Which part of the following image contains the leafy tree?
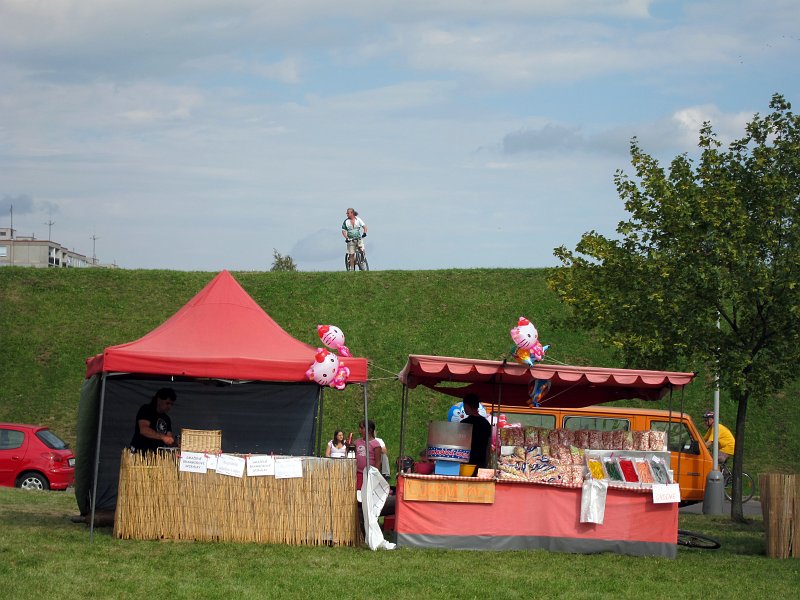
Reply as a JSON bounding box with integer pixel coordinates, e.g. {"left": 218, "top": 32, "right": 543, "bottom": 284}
{"left": 548, "top": 94, "right": 800, "bottom": 522}
{"left": 270, "top": 249, "right": 297, "bottom": 272}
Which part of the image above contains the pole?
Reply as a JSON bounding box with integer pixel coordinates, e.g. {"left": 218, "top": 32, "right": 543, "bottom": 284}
{"left": 703, "top": 316, "right": 725, "bottom": 514}
{"left": 89, "top": 373, "right": 108, "bottom": 541}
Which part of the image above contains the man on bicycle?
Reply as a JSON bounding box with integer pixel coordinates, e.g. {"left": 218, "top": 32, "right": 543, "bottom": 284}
{"left": 342, "top": 208, "right": 367, "bottom": 271}
{"left": 702, "top": 410, "right": 735, "bottom": 466}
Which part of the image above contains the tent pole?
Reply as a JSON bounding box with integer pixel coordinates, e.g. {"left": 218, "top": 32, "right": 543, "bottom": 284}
{"left": 398, "top": 384, "right": 408, "bottom": 468}
{"left": 362, "top": 382, "right": 370, "bottom": 469}
{"left": 89, "top": 373, "right": 108, "bottom": 543}
{"left": 315, "top": 386, "right": 324, "bottom": 457}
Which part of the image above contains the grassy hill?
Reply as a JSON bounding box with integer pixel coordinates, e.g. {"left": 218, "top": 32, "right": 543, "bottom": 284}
{"left": 1, "top": 267, "right": 797, "bottom": 476}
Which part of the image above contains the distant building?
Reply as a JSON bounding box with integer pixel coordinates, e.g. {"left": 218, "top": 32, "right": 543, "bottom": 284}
{"left": 0, "top": 228, "right": 109, "bottom": 268}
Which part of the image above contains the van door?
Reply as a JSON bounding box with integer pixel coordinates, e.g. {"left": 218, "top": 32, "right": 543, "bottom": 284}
{"left": 649, "top": 418, "right": 710, "bottom": 503}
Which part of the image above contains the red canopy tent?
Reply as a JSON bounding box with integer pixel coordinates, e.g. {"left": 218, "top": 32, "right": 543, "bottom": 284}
{"left": 76, "top": 270, "right": 369, "bottom": 526}
{"left": 85, "top": 270, "right": 367, "bottom": 382}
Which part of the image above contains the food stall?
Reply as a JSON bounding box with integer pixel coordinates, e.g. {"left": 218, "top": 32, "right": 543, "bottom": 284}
{"left": 76, "top": 270, "right": 369, "bottom": 544}
{"left": 395, "top": 355, "right": 695, "bottom": 558}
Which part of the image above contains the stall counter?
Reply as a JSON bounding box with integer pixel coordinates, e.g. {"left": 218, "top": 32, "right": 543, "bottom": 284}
{"left": 395, "top": 475, "right": 678, "bottom": 558}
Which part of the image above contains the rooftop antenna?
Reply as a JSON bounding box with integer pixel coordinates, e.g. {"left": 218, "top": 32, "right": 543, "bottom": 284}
{"left": 90, "top": 232, "right": 100, "bottom": 265}
{"left": 45, "top": 217, "right": 55, "bottom": 241}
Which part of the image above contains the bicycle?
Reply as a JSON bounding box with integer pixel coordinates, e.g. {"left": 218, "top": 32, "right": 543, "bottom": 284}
{"left": 720, "top": 460, "right": 755, "bottom": 503}
{"left": 344, "top": 236, "right": 369, "bottom": 271}
{"left": 677, "top": 529, "right": 721, "bottom": 550}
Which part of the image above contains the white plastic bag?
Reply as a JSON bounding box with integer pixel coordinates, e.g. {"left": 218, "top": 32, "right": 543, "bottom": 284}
{"left": 580, "top": 478, "right": 609, "bottom": 524}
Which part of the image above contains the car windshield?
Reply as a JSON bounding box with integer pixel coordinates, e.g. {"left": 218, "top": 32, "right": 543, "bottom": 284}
{"left": 37, "top": 429, "right": 69, "bottom": 450}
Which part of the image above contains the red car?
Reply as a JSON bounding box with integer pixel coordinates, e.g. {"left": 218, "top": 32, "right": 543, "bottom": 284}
{"left": 0, "top": 423, "right": 76, "bottom": 490}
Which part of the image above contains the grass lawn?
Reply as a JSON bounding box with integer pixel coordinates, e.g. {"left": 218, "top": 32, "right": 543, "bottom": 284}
{"left": 1, "top": 488, "right": 797, "bottom": 600}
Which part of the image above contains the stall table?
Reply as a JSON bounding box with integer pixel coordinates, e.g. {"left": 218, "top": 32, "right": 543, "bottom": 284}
{"left": 395, "top": 474, "right": 678, "bottom": 558}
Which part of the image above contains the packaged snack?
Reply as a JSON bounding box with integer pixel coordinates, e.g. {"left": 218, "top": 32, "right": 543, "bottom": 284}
{"left": 611, "top": 430, "right": 625, "bottom": 449}
{"left": 601, "top": 431, "right": 614, "bottom": 450}
{"left": 575, "top": 430, "right": 590, "bottom": 449}
{"left": 634, "top": 459, "right": 654, "bottom": 484}
{"left": 571, "top": 465, "right": 585, "bottom": 485}
{"left": 569, "top": 446, "right": 583, "bottom": 466}
{"left": 588, "top": 430, "right": 602, "bottom": 450}
{"left": 547, "top": 429, "right": 560, "bottom": 448}
{"left": 556, "top": 445, "right": 572, "bottom": 463}
{"left": 524, "top": 426, "right": 539, "bottom": 447}
{"left": 633, "top": 431, "right": 649, "bottom": 451}
{"left": 557, "top": 428, "right": 570, "bottom": 446}
{"left": 622, "top": 431, "right": 635, "bottom": 450}
{"left": 649, "top": 430, "right": 668, "bottom": 451}
{"left": 617, "top": 458, "right": 639, "bottom": 482}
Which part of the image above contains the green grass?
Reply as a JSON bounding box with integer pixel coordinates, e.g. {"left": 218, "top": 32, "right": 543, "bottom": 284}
{"left": 0, "top": 487, "right": 797, "bottom": 599}
{"left": 1, "top": 267, "right": 797, "bottom": 480}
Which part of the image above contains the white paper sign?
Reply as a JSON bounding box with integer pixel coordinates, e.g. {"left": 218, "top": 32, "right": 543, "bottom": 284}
{"left": 652, "top": 483, "right": 681, "bottom": 503}
{"left": 216, "top": 454, "right": 246, "bottom": 478}
{"left": 247, "top": 455, "right": 275, "bottom": 477}
{"left": 179, "top": 451, "right": 208, "bottom": 474}
{"left": 206, "top": 454, "right": 218, "bottom": 470}
{"left": 274, "top": 457, "right": 303, "bottom": 479}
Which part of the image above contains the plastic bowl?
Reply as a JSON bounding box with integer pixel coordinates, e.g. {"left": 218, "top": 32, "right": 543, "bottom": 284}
{"left": 459, "top": 464, "right": 476, "bottom": 477}
{"left": 414, "top": 461, "right": 435, "bottom": 475}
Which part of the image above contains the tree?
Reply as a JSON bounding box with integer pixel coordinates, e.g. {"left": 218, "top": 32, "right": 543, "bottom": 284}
{"left": 270, "top": 249, "right": 297, "bottom": 272}
{"left": 548, "top": 94, "right": 800, "bottom": 522}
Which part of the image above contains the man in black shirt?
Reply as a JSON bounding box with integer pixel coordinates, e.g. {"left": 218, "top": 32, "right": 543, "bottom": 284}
{"left": 130, "top": 387, "right": 177, "bottom": 453}
{"left": 461, "top": 393, "right": 492, "bottom": 471}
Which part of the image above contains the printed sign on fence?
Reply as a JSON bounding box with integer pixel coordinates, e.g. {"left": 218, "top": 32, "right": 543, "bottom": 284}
{"left": 206, "top": 453, "right": 218, "bottom": 470}
{"left": 247, "top": 455, "right": 275, "bottom": 477}
{"left": 274, "top": 457, "right": 303, "bottom": 479}
{"left": 216, "top": 454, "right": 246, "bottom": 478}
{"left": 179, "top": 451, "right": 208, "bottom": 474}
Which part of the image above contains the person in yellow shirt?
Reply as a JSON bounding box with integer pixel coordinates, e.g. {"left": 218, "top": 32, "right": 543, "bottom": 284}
{"left": 702, "top": 410, "right": 735, "bottom": 465}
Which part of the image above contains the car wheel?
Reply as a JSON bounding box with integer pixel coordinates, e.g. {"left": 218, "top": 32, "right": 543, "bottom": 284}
{"left": 17, "top": 472, "right": 50, "bottom": 491}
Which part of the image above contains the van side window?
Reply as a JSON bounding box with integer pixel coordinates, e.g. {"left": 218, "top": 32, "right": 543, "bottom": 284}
{"left": 502, "top": 413, "right": 556, "bottom": 428}
{"left": 651, "top": 421, "right": 699, "bottom": 454}
{"left": 563, "top": 417, "right": 629, "bottom": 431}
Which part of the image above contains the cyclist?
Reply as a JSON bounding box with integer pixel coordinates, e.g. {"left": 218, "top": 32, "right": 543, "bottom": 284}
{"left": 702, "top": 410, "right": 735, "bottom": 466}
{"left": 341, "top": 207, "right": 367, "bottom": 271}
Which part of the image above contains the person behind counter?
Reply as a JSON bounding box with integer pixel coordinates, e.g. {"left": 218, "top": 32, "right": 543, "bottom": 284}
{"left": 461, "top": 393, "right": 491, "bottom": 472}
{"left": 130, "top": 387, "right": 177, "bottom": 454}
{"left": 326, "top": 429, "right": 348, "bottom": 458}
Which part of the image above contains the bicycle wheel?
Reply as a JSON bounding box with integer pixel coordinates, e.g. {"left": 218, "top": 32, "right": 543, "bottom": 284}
{"left": 740, "top": 472, "right": 755, "bottom": 503}
{"left": 357, "top": 251, "right": 369, "bottom": 271}
{"left": 345, "top": 252, "right": 352, "bottom": 271}
{"left": 677, "top": 529, "right": 721, "bottom": 550}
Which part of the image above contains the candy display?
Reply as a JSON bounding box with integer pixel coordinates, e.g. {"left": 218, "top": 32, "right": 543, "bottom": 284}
{"left": 649, "top": 456, "right": 671, "bottom": 484}
{"left": 587, "top": 458, "right": 606, "bottom": 480}
{"left": 603, "top": 458, "right": 624, "bottom": 482}
{"left": 634, "top": 459, "right": 654, "bottom": 484}
{"left": 617, "top": 458, "right": 639, "bottom": 483}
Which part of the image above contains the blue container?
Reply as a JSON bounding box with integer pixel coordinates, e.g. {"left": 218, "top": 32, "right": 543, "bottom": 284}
{"left": 434, "top": 460, "right": 461, "bottom": 476}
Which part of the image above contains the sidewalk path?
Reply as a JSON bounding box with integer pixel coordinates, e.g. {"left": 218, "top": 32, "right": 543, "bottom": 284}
{"left": 680, "top": 499, "right": 762, "bottom": 517}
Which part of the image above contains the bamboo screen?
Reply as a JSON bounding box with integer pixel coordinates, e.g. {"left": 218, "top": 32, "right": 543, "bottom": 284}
{"left": 114, "top": 450, "right": 361, "bottom": 546}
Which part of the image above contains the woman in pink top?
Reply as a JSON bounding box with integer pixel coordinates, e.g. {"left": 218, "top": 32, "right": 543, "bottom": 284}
{"left": 354, "top": 419, "right": 385, "bottom": 489}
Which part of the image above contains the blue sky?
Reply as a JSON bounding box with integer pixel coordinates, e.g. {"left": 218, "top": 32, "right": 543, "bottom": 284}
{"left": 1, "top": 0, "right": 797, "bottom": 271}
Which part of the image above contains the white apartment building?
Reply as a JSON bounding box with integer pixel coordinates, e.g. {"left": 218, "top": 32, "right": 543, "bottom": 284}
{"left": 0, "top": 227, "right": 100, "bottom": 268}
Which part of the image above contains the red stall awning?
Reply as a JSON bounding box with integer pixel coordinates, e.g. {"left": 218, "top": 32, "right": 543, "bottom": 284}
{"left": 398, "top": 354, "right": 694, "bottom": 408}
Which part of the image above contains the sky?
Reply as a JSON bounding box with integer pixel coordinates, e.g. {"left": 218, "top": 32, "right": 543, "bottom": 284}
{"left": 1, "top": 0, "right": 798, "bottom": 271}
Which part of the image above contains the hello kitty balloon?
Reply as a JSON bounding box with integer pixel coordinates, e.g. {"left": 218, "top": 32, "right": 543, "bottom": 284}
{"left": 317, "top": 324, "right": 351, "bottom": 357}
{"left": 510, "top": 317, "right": 539, "bottom": 349}
{"left": 306, "top": 348, "right": 340, "bottom": 386}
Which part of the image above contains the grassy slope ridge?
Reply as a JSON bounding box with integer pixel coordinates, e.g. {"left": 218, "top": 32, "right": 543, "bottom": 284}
{"left": 0, "top": 267, "right": 797, "bottom": 475}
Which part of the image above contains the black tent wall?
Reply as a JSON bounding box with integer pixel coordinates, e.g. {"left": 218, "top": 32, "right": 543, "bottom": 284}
{"left": 76, "top": 375, "right": 319, "bottom": 514}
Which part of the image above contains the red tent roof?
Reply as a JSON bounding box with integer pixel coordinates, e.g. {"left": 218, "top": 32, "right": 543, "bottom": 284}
{"left": 85, "top": 270, "right": 368, "bottom": 383}
{"left": 398, "top": 355, "right": 694, "bottom": 408}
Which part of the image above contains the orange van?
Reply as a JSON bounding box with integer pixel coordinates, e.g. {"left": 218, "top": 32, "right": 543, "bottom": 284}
{"left": 490, "top": 404, "right": 713, "bottom": 504}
